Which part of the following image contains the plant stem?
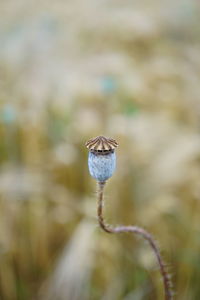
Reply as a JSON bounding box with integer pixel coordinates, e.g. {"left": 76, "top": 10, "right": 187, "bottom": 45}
{"left": 97, "top": 181, "right": 173, "bottom": 300}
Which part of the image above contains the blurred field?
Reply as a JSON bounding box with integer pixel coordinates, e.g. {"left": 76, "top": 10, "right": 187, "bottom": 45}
{"left": 1, "top": 0, "right": 200, "bottom": 299}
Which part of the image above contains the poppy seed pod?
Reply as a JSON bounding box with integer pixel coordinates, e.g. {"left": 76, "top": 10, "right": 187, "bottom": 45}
{"left": 85, "top": 136, "right": 118, "bottom": 182}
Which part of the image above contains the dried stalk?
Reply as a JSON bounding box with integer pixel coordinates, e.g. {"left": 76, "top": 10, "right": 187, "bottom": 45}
{"left": 97, "top": 181, "right": 173, "bottom": 300}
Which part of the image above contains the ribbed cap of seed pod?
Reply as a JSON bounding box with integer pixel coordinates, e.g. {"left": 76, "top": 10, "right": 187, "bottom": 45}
{"left": 85, "top": 136, "right": 118, "bottom": 153}
{"left": 86, "top": 136, "right": 118, "bottom": 182}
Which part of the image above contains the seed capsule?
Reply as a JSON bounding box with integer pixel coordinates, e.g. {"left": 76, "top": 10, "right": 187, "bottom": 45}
{"left": 85, "top": 136, "right": 118, "bottom": 182}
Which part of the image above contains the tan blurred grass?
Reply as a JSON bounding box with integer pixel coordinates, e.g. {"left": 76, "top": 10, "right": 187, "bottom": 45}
{"left": 1, "top": 0, "right": 200, "bottom": 299}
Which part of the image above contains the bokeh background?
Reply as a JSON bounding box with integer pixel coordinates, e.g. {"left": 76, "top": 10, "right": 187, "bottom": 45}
{"left": 1, "top": 0, "right": 200, "bottom": 299}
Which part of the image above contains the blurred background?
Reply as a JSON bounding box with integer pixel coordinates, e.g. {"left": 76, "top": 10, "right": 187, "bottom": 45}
{"left": 1, "top": 0, "right": 200, "bottom": 299}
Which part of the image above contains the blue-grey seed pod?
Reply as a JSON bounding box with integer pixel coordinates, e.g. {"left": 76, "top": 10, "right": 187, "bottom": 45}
{"left": 85, "top": 136, "right": 118, "bottom": 182}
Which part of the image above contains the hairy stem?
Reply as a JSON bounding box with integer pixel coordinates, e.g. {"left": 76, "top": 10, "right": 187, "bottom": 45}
{"left": 97, "top": 181, "right": 173, "bottom": 300}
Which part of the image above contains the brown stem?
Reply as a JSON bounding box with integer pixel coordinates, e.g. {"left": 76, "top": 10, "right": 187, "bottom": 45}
{"left": 97, "top": 181, "right": 173, "bottom": 300}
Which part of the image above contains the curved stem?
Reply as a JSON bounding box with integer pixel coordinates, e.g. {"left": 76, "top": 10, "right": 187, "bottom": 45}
{"left": 97, "top": 181, "right": 173, "bottom": 300}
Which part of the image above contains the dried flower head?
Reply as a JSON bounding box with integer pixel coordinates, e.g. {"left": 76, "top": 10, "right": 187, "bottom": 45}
{"left": 85, "top": 136, "right": 118, "bottom": 154}
{"left": 85, "top": 136, "right": 118, "bottom": 182}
